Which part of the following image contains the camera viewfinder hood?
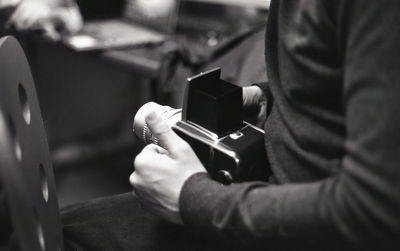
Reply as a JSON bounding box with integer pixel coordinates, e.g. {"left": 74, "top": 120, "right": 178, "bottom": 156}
{"left": 182, "top": 68, "right": 243, "bottom": 137}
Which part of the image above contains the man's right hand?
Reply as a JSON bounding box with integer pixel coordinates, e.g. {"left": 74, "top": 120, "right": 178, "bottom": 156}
{"left": 130, "top": 112, "right": 206, "bottom": 225}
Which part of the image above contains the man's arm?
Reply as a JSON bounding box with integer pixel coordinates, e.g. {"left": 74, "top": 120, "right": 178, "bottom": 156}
{"left": 179, "top": 1, "right": 400, "bottom": 249}
{"left": 132, "top": 1, "right": 400, "bottom": 249}
{"left": 0, "top": 180, "right": 12, "bottom": 245}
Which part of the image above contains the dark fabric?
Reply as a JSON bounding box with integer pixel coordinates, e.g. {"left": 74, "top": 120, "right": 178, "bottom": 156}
{"left": 61, "top": 193, "right": 239, "bottom": 251}
{"left": 0, "top": 5, "right": 17, "bottom": 36}
{"left": 180, "top": 0, "right": 400, "bottom": 250}
{"left": 0, "top": 180, "right": 12, "bottom": 246}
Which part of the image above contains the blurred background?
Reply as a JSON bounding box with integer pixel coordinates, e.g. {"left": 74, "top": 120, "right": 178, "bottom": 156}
{"left": 0, "top": 0, "right": 269, "bottom": 210}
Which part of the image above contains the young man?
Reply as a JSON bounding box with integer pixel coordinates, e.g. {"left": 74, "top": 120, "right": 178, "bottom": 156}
{"left": 130, "top": 0, "right": 400, "bottom": 250}
{"left": 62, "top": 0, "right": 400, "bottom": 250}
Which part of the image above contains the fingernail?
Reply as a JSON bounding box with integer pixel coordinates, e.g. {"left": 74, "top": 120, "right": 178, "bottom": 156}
{"left": 146, "top": 111, "right": 158, "bottom": 122}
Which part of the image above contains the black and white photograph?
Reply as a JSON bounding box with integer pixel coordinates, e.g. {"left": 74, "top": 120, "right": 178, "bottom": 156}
{"left": 1, "top": 0, "right": 400, "bottom": 250}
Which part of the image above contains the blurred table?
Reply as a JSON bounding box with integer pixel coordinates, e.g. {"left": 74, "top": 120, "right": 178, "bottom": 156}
{"left": 26, "top": 36, "right": 156, "bottom": 157}
{"left": 103, "top": 47, "right": 163, "bottom": 78}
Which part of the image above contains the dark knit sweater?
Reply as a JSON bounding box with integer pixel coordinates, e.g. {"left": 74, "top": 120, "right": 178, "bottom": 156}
{"left": 180, "top": 0, "right": 400, "bottom": 250}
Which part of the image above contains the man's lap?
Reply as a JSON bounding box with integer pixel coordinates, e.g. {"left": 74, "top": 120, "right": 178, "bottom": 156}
{"left": 61, "top": 192, "right": 235, "bottom": 251}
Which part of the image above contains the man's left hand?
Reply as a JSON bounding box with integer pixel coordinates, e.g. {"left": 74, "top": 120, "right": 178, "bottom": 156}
{"left": 130, "top": 112, "right": 206, "bottom": 224}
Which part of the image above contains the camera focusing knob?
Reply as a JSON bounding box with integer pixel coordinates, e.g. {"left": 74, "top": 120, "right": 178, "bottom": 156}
{"left": 215, "top": 170, "right": 233, "bottom": 185}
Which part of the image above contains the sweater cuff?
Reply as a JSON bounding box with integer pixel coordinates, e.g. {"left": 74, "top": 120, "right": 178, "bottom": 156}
{"left": 179, "top": 172, "right": 231, "bottom": 227}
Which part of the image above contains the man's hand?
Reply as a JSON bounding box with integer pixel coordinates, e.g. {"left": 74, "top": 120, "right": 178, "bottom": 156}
{"left": 130, "top": 112, "right": 206, "bottom": 224}
{"left": 9, "top": 1, "right": 52, "bottom": 31}
{"left": 243, "top": 85, "right": 267, "bottom": 127}
{"left": 8, "top": 1, "right": 83, "bottom": 40}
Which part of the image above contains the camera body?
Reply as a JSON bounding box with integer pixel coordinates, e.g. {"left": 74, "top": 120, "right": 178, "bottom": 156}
{"left": 134, "top": 68, "right": 269, "bottom": 184}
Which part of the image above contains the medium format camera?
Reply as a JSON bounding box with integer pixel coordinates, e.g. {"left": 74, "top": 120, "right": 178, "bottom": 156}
{"left": 133, "top": 68, "right": 269, "bottom": 184}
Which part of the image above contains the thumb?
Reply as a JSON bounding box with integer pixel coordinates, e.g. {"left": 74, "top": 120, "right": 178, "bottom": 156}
{"left": 145, "top": 112, "right": 182, "bottom": 155}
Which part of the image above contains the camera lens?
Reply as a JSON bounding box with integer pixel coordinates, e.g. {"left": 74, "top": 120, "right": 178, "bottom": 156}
{"left": 133, "top": 102, "right": 182, "bottom": 145}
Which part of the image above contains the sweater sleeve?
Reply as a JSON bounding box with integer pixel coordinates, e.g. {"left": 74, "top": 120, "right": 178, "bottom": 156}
{"left": 179, "top": 1, "right": 400, "bottom": 250}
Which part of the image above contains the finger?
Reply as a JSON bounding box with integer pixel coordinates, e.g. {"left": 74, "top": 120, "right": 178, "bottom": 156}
{"left": 130, "top": 175, "right": 149, "bottom": 203}
{"left": 141, "top": 144, "right": 168, "bottom": 156}
{"left": 258, "top": 101, "right": 267, "bottom": 119}
{"left": 153, "top": 144, "right": 169, "bottom": 155}
{"left": 145, "top": 112, "right": 183, "bottom": 155}
{"left": 243, "top": 86, "right": 262, "bottom": 107}
{"left": 129, "top": 173, "right": 165, "bottom": 211}
{"left": 129, "top": 171, "right": 139, "bottom": 188}
{"left": 134, "top": 144, "right": 169, "bottom": 174}
{"left": 242, "top": 86, "right": 253, "bottom": 107}
{"left": 140, "top": 144, "right": 169, "bottom": 158}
